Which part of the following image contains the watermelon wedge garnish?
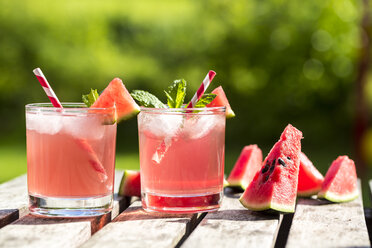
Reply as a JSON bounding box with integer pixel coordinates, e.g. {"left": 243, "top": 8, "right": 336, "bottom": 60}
{"left": 118, "top": 170, "right": 141, "bottom": 197}
{"left": 207, "top": 86, "right": 235, "bottom": 118}
{"left": 239, "top": 124, "right": 302, "bottom": 213}
{"left": 91, "top": 78, "right": 140, "bottom": 122}
{"left": 297, "top": 152, "right": 324, "bottom": 197}
{"left": 227, "top": 145, "right": 262, "bottom": 190}
{"left": 317, "top": 156, "right": 358, "bottom": 202}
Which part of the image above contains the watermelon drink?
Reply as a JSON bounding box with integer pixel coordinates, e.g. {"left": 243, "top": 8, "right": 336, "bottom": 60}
{"left": 26, "top": 103, "right": 117, "bottom": 217}
{"left": 138, "top": 107, "right": 226, "bottom": 213}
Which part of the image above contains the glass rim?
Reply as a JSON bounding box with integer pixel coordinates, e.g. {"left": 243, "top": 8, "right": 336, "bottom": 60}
{"left": 25, "top": 102, "right": 116, "bottom": 114}
{"left": 139, "top": 106, "right": 226, "bottom": 114}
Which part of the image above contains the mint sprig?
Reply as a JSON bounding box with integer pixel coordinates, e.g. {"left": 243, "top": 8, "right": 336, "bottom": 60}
{"left": 131, "top": 90, "right": 166, "bottom": 108}
{"left": 164, "top": 79, "right": 186, "bottom": 108}
{"left": 194, "top": 93, "right": 217, "bottom": 108}
{"left": 82, "top": 89, "right": 99, "bottom": 107}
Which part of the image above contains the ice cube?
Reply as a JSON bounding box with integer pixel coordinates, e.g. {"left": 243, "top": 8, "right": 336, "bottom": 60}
{"left": 139, "top": 112, "right": 183, "bottom": 138}
{"left": 182, "top": 114, "right": 224, "bottom": 139}
{"left": 62, "top": 115, "right": 106, "bottom": 140}
{"left": 26, "top": 113, "right": 63, "bottom": 135}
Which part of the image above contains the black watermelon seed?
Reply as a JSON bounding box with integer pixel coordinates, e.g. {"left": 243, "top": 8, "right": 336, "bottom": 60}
{"left": 287, "top": 156, "right": 291, "bottom": 160}
{"left": 270, "top": 165, "right": 275, "bottom": 173}
{"left": 278, "top": 158, "right": 287, "bottom": 167}
{"left": 264, "top": 174, "right": 270, "bottom": 182}
{"left": 261, "top": 164, "right": 270, "bottom": 174}
{"left": 271, "top": 159, "right": 276, "bottom": 166}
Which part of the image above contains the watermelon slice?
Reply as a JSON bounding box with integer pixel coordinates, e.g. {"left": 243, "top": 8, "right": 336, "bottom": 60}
{"left": 118, "top": 170, "right": 141, "bottom": 197}
{"left": 227, "top": 145, "right": 263, "bottom": 189}
{"left": 239, "top": 124, "right": 302, "bottom": 213}
{"left": 91, "top": 78, "right": 140, "bottom": 122}
{"left": 223, "top": 177, "right": 229, "bottom": 187}
{"left": 317, "top": 156, "right": 358, "bottom": 202}
{"left": 207, "top": 86, "right": 235, "bottom": 118}
{"left": 297, "top": 152, "right": 324, "bottom": 197}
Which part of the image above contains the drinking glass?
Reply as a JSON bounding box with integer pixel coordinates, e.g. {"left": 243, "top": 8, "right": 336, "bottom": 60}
{"left": 138, "top": 106, "right": 225, "bottom": 213}
{"left": 26, "top": 103, "right": 117, "bottom": 217}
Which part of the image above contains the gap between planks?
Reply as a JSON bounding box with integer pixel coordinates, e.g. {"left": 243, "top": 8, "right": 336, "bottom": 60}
{"left": 0, "top": 170, "right": 130, "bottom": 248}
{"left": 180, "top": 189, "right": 280, "bottom": 248}
{"left": 285, "top": 179, "right": 370, "bottom": 248}
{"left": 79, "top": 200, "right": 205, "bottom": 248}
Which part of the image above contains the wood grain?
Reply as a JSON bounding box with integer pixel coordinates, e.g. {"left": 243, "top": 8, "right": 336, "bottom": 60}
{"left": 0, "top": 170, "right": 128, "bottom": 248}
{"left": 181, "top": 192, "right": 280, "bottom": 248}
{"left": 80, "top": 201, "right": 199, "bottom": 248}
{"left": 0, "top": 209, "right": 19, "bottom": 229}
{"left": 0, "top": 175, "right": 28, "bottom": 220}
{"left": 286, "top": 182, "right": 370, "bottom": 247}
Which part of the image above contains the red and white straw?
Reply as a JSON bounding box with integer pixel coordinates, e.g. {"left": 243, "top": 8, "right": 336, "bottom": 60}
{"left": 32, "top": 67, "right": 108, "bottom": 181}
{"left": 33, "top": 68, "right": 63, "bottom": 108}
{"left": 186, "top": 70, "right": 216, "bottom": 108}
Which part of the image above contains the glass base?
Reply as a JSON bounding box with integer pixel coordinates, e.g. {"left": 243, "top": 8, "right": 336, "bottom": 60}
{"left": 141, "top": 191, "right": 222, "bottom": 214}
{"left": 29, "top": 194, "right": 113, "bottom": 217}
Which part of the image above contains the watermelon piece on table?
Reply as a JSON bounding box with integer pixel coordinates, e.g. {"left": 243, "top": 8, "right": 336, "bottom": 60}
{"left": 239, "top": 124, "right": 303, "bottom": 213}
{"left": 206, "top": 86, "right": 235, "bottom": 119}
{"left": 223, "top": 177, "right": 229, "bottom": 187}
{"left": 91, "top": 78, "right": 140, "bottom": 122}
{"left": 317, "top": 156, "right": 358, "bottom": 203}
{"left": 227, "top": 145, "right": 263, "bottom": 190}
{"left": 297, "top": 152, "right": 324, "bottom": 197}
{"left": 118, "top": 170, "right": 141, "bottom": 197}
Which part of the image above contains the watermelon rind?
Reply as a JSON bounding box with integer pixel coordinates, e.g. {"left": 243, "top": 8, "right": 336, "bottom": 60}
{"left": 226, "top": 108, "right": 235, "bottom": 119}
{"left": 239, "top": 197, "right": 295, "bottom": 213}
{"left": 227, "top": 145, "right": 263, "bottom": 190}
{"left": 239, "top": 124, "right": 302, "bottom": 214}
{"left": 207, "top": 86, "right": 235, "bottom": 119}
{"left": 297, "top": 187, "right": 322, "bottom": 197}
{"left": 223, "top": 178, "right": 229, "bottom": 188}
{"left": 92, "top": 78, "right": 140, "bottom": 123}
{"left": 118, "top": 170, "right": 141, "bottom": 197}
{"left": 317, "top": 189, "right": 359, "bottom": 203}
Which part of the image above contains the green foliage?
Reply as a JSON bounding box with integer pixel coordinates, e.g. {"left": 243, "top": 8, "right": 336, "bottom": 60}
{"left": 164, "top": 79, "right": 186, "bottom": 108}
{"left": 131, "top": 90, "right": 166, "bottom": 108}
{"left": 0, "top": 0, "right": 364, "bottom": 164}
{"left": 82, "top": 89, "right": 99, "bottom": 107}
{"left": 195, "top": 93, "right": 217, "bottom": 108}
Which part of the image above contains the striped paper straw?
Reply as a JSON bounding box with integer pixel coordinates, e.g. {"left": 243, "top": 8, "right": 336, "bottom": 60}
{"left": 32, "top": 67, "right": 108, "bottom": 182}
{"left": 33, "top": 68, "right": 63, "bottom": 108}
{"left": 186, "top": 70, "right": 216, "bottom": 108}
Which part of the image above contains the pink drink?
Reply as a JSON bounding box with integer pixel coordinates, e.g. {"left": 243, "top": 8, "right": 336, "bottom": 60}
{"left": 26, "top": 103, "right": 116, "bottom": 217}
{"left": 138, "top": 107, "right": 225, "bottom": 213}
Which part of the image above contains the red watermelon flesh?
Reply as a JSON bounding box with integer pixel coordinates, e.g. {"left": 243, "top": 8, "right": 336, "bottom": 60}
{"left": 91, "top": 78, "right": 140, "bottom": 122}
{"left": 317, "top": 156, "right": 358, "bottom": 202}
{"left": 118, "top": 170, "right": 141, "bottom": 197}
{"left": 297, "top": 152, "right": 324, "bottom": 197}
{"left": 239, "top": 124, "right": 302, "bottom": 213}
{"left": 227, "top": 145, "right": 263, "bottom": 189}
{"left": 207, "top": 86, "right": 235, "bottom": 118}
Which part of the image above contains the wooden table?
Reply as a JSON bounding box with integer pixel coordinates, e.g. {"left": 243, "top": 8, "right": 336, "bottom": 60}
{"left": 0, "top": 171, "right": 370, "bottom": 247}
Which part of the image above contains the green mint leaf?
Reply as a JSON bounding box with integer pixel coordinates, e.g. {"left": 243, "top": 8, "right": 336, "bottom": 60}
{"left": 131, "top": 90, "right": 166, "bottom": 108}
{"left": 194, "top": 93, "right": 217, "bottom": 108}
{"left": 82, "top": 89, "right": 99, "bottom": 107}
{"left": 164, "top": 79, "right": 186, "bottom": 108}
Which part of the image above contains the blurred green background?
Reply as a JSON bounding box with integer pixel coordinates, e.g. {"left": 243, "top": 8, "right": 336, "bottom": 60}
{"left": 1, "top": 1, "right": 372, "bottom": 203}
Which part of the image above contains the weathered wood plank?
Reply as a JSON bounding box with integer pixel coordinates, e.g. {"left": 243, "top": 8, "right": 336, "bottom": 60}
{"left": 286, "top": 182, "right": 370, "bottom": 248}
{"left": 181, "top": 192, "right": 280, "bottom": 248}
{"left": 0, "top": 170, "right": 128, "bottom": 248}
{"left": 0, "top": 209, "right": 19, "bottom": 229}
{"left": 0, "top": 175, "right": 28, "bottom": 220}
{"left": 79, "top": 201, "right": 199, "bottom": 248}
